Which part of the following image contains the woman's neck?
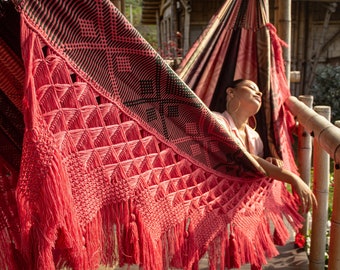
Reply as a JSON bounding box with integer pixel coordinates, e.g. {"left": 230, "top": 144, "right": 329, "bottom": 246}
{"left": 226, "top": 110, "right": 249, "bottom": 150}
{"left": 227, "top": 110, "right": 248, "bottom": 131}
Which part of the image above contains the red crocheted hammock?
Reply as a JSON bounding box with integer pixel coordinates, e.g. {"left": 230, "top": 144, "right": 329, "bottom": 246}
{"left": 1, "top": 0, "right": 302, "bottom": 269}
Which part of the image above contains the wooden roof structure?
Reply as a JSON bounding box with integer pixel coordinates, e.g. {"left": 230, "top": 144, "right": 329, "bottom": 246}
{"left": 141, "top": 0, "right": 161, "bottom": 24}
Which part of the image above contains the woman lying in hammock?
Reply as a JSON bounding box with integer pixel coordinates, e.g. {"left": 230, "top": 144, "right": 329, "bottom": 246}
{"left": 213, "top": 79, "right": 317, "bottom": 213}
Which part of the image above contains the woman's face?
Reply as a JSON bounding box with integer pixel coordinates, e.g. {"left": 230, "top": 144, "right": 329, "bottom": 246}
{"left": 233, "top": 80, "right": 262, "bottom": 113}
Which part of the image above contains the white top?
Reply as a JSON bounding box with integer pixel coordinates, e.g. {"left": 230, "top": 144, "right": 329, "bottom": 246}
{"left": 214, "top": 111, "right": 264, "bottom": 157}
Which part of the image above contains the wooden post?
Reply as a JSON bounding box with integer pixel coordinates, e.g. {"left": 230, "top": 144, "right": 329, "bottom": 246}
{"left": 328, "top": 120, "right": 340, "bottom": 270}
{"left": 180, "top": 0, "right": 191, "bottom": 56}
{"left": 277, "top": 0, "right": 291, "bottom": 82}
{"left": 171, "top": 0, "right": 177, "bottom": 60}
{"left": 156, "top": 10, "right": 161, "bottom": 50}
{"left": 309, "top": 106, "right": 331, "bottom": 270}
{"left": 112, "top": 0, "right": 125, "bottom": 14}
{"left": 297, "top": 95, "right": 313, "bottom": 236}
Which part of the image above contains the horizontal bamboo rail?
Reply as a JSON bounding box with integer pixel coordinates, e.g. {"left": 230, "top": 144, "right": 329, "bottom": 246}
{"left": 286, "top": 96, "right": 340, "bottom": 163}
{"left": 285, "top": 96, "right": 340, "bottom": 270}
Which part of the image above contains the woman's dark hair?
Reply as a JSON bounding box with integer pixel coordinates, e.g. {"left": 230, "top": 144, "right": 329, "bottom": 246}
{"left": 227, "top": 79, "right": 246, "bottom": 89}
{"left": 210, "top": 79, "right": 247, "bottom": 112}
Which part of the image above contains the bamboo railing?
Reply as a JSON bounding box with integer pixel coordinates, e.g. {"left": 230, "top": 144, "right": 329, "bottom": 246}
{"left": 329, "top": 120, "right": 340, "bottom": 269}
{"left": 286, "top": 96, "right": 340, "bottom": 270}
{"left": 297, "top": 96, "right": 313, "bottom": 237}
{"left": 310, "top": 106, "right": 330, "bottom": 270}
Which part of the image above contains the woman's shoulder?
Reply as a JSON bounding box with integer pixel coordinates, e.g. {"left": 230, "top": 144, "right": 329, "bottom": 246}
{"left": 212, "top": 111, "right": 226, "bottom": 123}
{"left": 212, "top": 111, "right": 222, "bottom": 116}
{"left": 212, "top": 111, "right": 232, "bottom": 130}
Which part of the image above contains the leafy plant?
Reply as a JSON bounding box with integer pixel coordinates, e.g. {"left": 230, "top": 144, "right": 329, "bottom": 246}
{"left": 309, "top": 65, "right": 340, "bottom": 123}
{"left": 123, "top": 0, "right": 158, "bottom": 49}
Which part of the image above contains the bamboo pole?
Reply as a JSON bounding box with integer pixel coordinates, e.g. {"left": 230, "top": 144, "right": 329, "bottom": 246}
{"left": 309, "top": 106, "right": 330, "bottom": 270}
{"left": 328, "top": 120, "right": 340, "bottom": 270}
{"left": 297, "top": 95, "right": 313, "bottom": 236}
{"left": 277, "top": 0, "right": 291, "bottom": 82}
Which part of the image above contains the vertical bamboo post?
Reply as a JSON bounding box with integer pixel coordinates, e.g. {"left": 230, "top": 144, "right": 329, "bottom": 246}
{"left": 309, "top": 106, "right": 331, "bottom": 270}
{"left": 277, "top": 0, "right": 291, "bottom": 82}
{"left": 130, "top": 4, "right": 133, "bottom": 23}
{"left": 328, "top": 120, "right": 340, "bottom": 270}
{"left": 297, "top": 95, "right": 313, "bottom": 236}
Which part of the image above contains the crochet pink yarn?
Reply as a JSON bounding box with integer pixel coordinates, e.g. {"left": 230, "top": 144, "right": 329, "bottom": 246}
{"left": 7, "top": 0, "right": 304, "bottom": 269}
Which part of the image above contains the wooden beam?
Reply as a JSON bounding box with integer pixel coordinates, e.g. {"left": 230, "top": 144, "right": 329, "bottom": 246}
{"left": 141, "top": 0, "right": 161, "bottom": 24}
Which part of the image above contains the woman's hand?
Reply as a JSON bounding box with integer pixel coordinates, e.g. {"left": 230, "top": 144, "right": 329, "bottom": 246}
{"left": 252, "top": 155, "right": 317, "bottom": 213}
{"left": 289, "top": 173, "right": 317, "bottom": 213}
{"left": 288, "top": 173, "right": 317, "bottom": 213}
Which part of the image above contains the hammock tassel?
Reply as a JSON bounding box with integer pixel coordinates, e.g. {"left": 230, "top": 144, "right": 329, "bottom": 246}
{"left": 126, "top": 213, "right": 140, "bottom": 264}
{"left": 229, "top": 229, "right": 241, "bottom": 269}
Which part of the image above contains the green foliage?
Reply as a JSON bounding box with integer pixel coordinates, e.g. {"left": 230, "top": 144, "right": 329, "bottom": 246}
{"left": 124, "top": 0, "right": 142, "bottom": 25}
{"left": 310, "top": 65, "right": 340, "bottom": 123}
{"left": 123, "top": 0, "right": 158, "bottom": 49}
